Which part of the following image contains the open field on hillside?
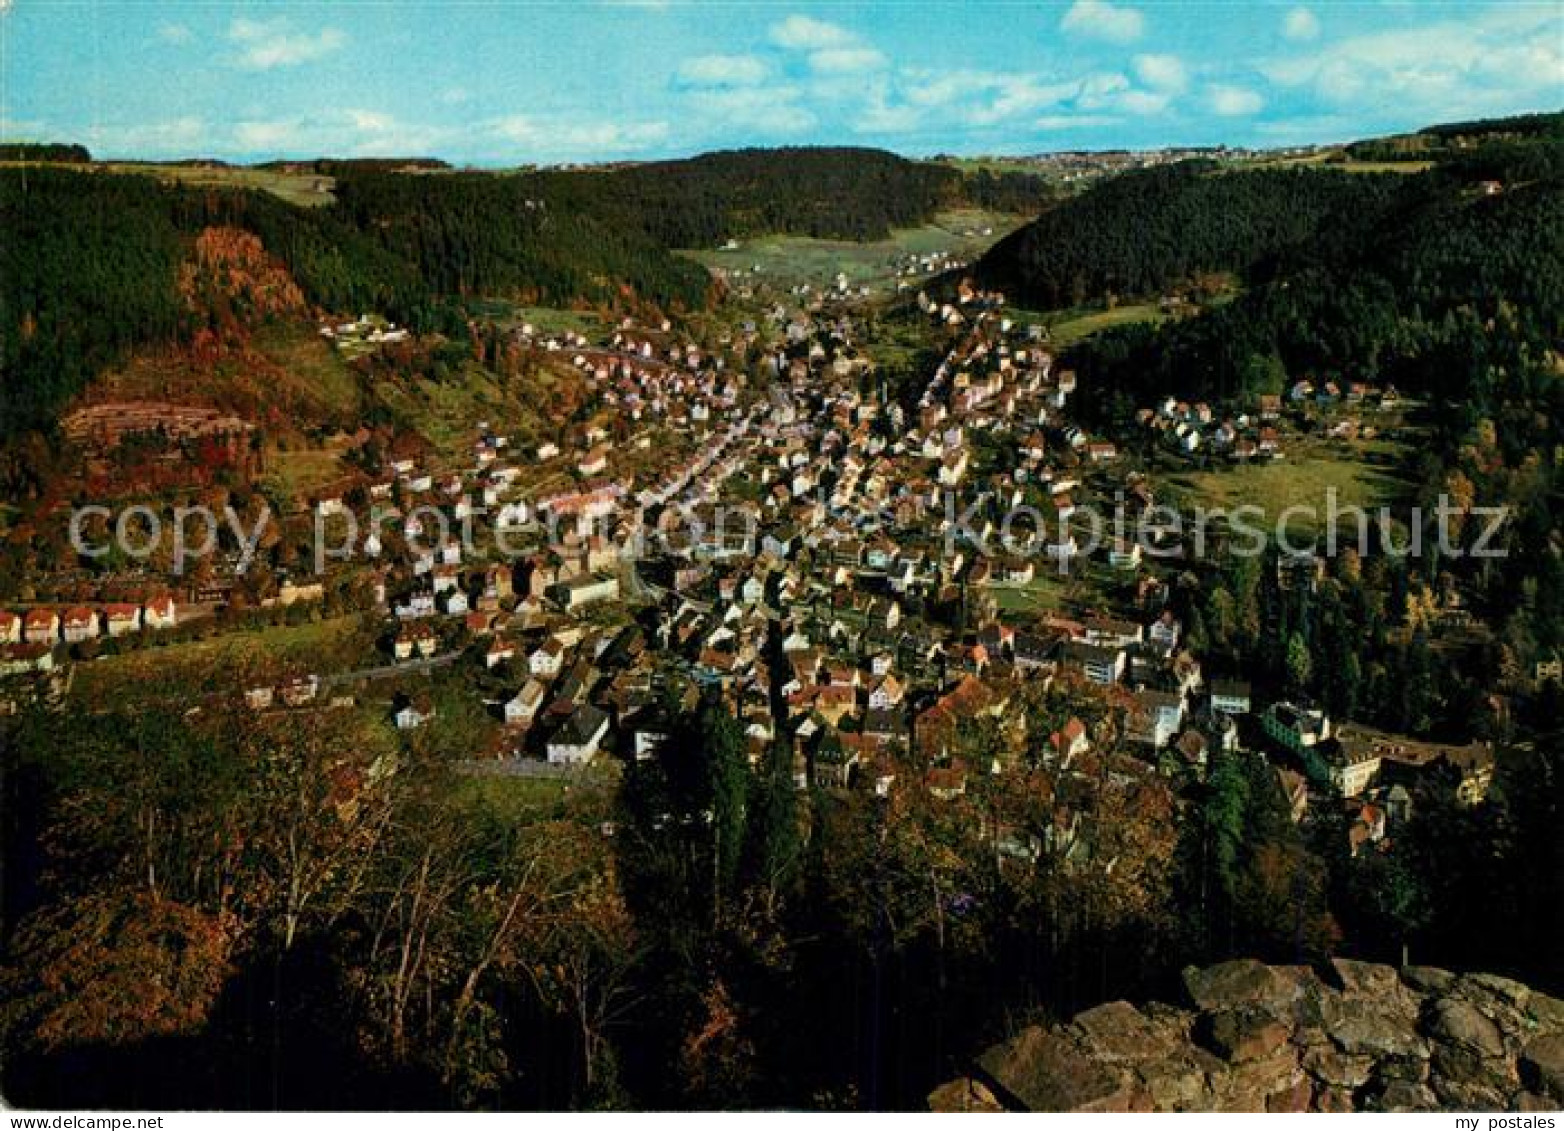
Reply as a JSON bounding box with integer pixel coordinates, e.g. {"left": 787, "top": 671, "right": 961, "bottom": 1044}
{"left": 1009, "top": 284, "right": 1238, "bottom": 347}
{"left": 266, "top": 446, "right": 353, "bottom": 501}
{"left": 71, "top": 614, "right": 380, "bottom": 702}
{"left": 1043, "top": 303, "right": 1170, "bottom": 345}
{"left": 454, "top": 765, "right": 617, "bottom": 818}
{"left": 681, "top": 208, "right": 1026, "bottom": 295}
{"left": 105, "top": 162, "right": 336, "bottom": 205}
{"left": 72, "top": 162, "right": 339, "bottom": 206}
{"left": 471, "top": 301, "right": 609, "bottom": 338}
{"left": 1236, "top": 150, "right": 1435, "bottom": 175}
{"left": 370, "top": 358, "right": 570, "bottom": 461}
{"left": 91, "top": 323, "right": 363, "bottom": 430}
{"left": 990, "top": 571, "right": 1071, "bottom": 617}
{"left": 1163, "top": 437, "right": 1416, "bottom": 538}
{"left": 250, "top": 324, "right": 364, "bottom": 412}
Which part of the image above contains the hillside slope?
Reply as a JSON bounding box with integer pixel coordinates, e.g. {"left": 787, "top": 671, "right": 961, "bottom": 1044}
{"left": 976, "top": 163, "right": 1402, "bottom": 307}
{"left": 976, "top": 110, "right": 1564, "bottom": 311}
{"left": 0, "top": 146, "right": 1049, "bottom": 445}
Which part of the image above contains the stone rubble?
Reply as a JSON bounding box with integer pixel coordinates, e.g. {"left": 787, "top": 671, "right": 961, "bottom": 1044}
{"left": 929, "top": 958, "right": 1564, "bottom": 1112}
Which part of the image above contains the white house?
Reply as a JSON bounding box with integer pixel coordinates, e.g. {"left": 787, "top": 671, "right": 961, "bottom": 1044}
{"left": 552, "top": 574, "right": 620, "bottom": 611}
{"left": 1065, "top": 641, "right": 1124, "bottom": 685}
{"left": 395, "top": 700, "right": 436, "bottom": 731}
{"left": 1128, "top": 689, "right": 1185, "bottom": 749}
{"left": 15, "top": 609, "right": 50, "bottom": 646}
{"left": 1148, "top": 612, "right": 1182, "bottom": 654}
{"left": 1209, "top": 679, "right": 1252, "bottom": 716}
{"left": 138, "top": 596, "right": 175, "bottom": 628}
{"left": 503, "top": 680, "right": 547, "bottom": 727}
{"left": 61, "top": 607, "right": 100, "bottom": 644}
{"left": 868, "top": 674, "right": 905, "bottom": 710}
{"left": 102, "top": 604, "right": 141, "bottom": 637}
{"left": 547, "top": 704, "right": 610, "bottom": 765}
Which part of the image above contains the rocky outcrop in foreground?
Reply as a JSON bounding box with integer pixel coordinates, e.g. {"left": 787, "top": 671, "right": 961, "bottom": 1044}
{"left": 931, "top": 959, "right": 1564, "bottom": 1112}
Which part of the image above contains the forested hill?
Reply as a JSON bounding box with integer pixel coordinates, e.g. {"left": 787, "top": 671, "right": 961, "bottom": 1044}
{"left": 0, "top": 166, "right": 699, "bottom": 439}
{"left": 300, "top": 147, "right": 1053, "bottom": 246}
{"left": 977, "top": 110, "right": 1564, "bottom": 311}
{"left": 1035, "top": 125, "right": 1564, "bottom": 415}
{"left": 974, "top": 162, "right": 1406, "bottom": 308}
{"left": 521, "top": 147, "right": 963, "bottom": 245}
{"left": 1, "top": 146, "right": 1045, "bottom": 440}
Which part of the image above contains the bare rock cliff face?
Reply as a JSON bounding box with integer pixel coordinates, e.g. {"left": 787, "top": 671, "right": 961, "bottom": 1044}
{"left": 930, "top": 959, "right": 1564, "bottom": 1112}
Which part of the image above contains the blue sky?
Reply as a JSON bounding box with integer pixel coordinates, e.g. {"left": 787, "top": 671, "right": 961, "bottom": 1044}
{"left": 1, "top": 1, "right": 1560, "bottom": 163}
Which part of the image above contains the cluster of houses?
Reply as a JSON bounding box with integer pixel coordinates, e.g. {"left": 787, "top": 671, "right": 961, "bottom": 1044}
{"left": 0, "top": 597, "right": 178, "bottom": 675}
{"left": 14, "top": 283, "right": 1492, "bottom": 884}
{"left": 1259, "top": 703, "right": 1495, "bottom": 852}
{"left": 487, "top": 622, "right": 647, "bottom": 766}
{"left": 319, "top": 313, "right": 410, "bottom": 352}
{"left": 1137, "top": 380, "right": 1402, "bottom": 461}
{"left": 1137, "top": 395, "right": 1286, "bottom": 461}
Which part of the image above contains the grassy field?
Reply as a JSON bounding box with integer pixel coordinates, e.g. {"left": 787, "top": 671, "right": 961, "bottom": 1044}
{"left": 93, "top": 162, "right": 337, "bottom": 206}
{"left": 681, "top": 208, "right": 1026, "bottom": 296}
{"left": 371, "top": 357, "right": 565, "bottom": 460}
{"left": 72, "top": 614, "right": 379, "bottom": 702}
{"left": 990, "top": 569, "right": 1072, "bottom": 617}
{"left": 452, "top": 769, "right": 617, "bottom": 819}
{"left": 252, "top": 324, "right": 363, "bottom": 412}
{"left": 1164, "top": 439, "right": 1415, "bottom": 538}
{"left": 266, "top": 446, "right": 353, "bottom": 501}
{"left": 1235, "top": 150, "right": 1434, "bottom": 176}
{"left": 481, "top": 300, "right": 609, "bottom": 336}
{"left": 1042, "top": 303, "right": 1170, "bottom": 346}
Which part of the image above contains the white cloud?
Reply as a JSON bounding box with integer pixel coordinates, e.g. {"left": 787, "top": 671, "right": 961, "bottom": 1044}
{"left": 1059, "top": 0, "right": 1145, "bottom": 44}
{"left": 345, "top": 109, "right": 396, "bottom": 133}
{"left": 857, "top": 95, "right": 924, "bottom": 135}
{"left": 686, "top": 85, "right": 816, "bottom": 135}
{"left": 1132, "top": 53, "right": 1187, "bottom": 93}
{"left": 1264, "top": 8, "right": 1564, "bottom": 119}
{"left": 1117, "top": 88, "right": 1172, "bottom": 115}
{"left": 888, "top": 69, "right": 1078, "bottom": 128}
{"left": 1074, "top": 71, "right": 1131, "bottom": 110}
{"left": 223, "top": 108, "right": 669, "bottom": 162}
{"left": 847, "top": 59, "right": 1187, "bottom": 138}
{"left": 231, "top": 111, "right": 447, "bottom": 157}
{"left": 770, "top": 15, "right": 854, "bottom": 50}
{"left": 233, "top": 118, "right": 303, "bottom": 151}
{"left": 157, "top": 22, "right": 193, "bottom": 45}
{"left": 0, "top": 114, "right": 51, "bottom": 141}
{"left": 1206, "top": 83, "right": 1264, "bottom": 116}
{"left": 229, "top": 17, "right": 344, "bottom": 70}
{"left": 768, "top": 15, "right": 887, "bottom": 78}
{"left": 677, "top": 53, "right": 769, "bottom": 87}
{"left": 1066, "top": 70, "right": 1169, "bottom": 116}
{"left": 808, "top": 46, "right": 887, "bottom": 74}
{"left": 1283, "top": 7, "right": 1320, "bottom": 41}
